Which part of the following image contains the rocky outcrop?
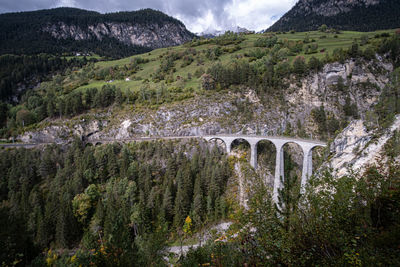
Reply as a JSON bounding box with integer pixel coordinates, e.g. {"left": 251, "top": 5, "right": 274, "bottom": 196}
{"left": 327, "top": 115, "right": 400, "bottom": 177}
{"left": 43, "top": 21, "right": 194, "bottom": 49}
{"left": 20, "top": 119, "right": 108, "bottom": 143}
{"left": 285, "top": 58, "right": 392, "bottom": 132}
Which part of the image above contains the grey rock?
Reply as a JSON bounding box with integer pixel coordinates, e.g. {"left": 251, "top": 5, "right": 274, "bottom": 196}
{"left": 43, "top": 21, "right": 193, "bottom": 49}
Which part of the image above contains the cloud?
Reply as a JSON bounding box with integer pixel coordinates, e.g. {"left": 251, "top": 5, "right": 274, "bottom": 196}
{"left": 225, "top": 0, "right": 297, "bottom": 32}
{"left": 0, "top": 0, "right": 296, "bottom": 33}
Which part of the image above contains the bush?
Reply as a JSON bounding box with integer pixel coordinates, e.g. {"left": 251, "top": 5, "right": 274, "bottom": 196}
{"left": 308, "top": 56, "right": 323, "bottom": 71}
{"left": 16, "top": 109, "right": 36, "bottom": 126}
{"left": 360, "top": 34, "right": 369, "bottom": 46}
{"left": 212, "top": 31, "right": 245, "bottom": 46}
{"left": 254, "top": 35, "right": 278, "bottom": 48}
{"left": 200, "top": 73, "right": 215, "bottom": 90}
{"left": 292, "top": 56, "right": 307, "bottom": 75}
{"left": 318, "top": 24, "right": 328, "bottom": 32}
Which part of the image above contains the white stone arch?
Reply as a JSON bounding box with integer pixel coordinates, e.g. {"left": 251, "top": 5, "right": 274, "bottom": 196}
{"left": 206, "top": 137, "right": 229, "bottom": 153}
{"left": 204, "top": 136, "right": 237, "bottom": 154}
{"left": 254, "top": 139, "right": 277, "bottom": 167}
{"left": 230, "top": 138, "right": 253, "bottom": 165}
{"left": 281, "top": 140, "right": 305, "bottom": 184}
{"left": 230, "top": 137, "right": 251, "bottom": 149}
{"left": 299, "top": 143, "right": 325, "bottom": 193}
{"left": 254, "top": 138, "right": 278, "bottom": 186}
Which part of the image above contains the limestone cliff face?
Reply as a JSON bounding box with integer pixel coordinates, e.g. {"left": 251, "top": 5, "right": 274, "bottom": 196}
{"left": 43, "top": 21, "right": 194, "bottom": 49}
{"left": 285, "top": 58, "right": 392, "bottom": 133}
{"left": 327, "top": 115, "right": 400, "bottom": 177}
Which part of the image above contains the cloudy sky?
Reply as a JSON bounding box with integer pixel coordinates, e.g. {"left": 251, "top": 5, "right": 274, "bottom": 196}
{"left": 0, "top": 0, "right": 297, "bottom": 33}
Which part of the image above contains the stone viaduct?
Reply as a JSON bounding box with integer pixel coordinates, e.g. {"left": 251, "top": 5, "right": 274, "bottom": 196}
{"left": 203, "top": 135, "right": 326, "bottom": 203}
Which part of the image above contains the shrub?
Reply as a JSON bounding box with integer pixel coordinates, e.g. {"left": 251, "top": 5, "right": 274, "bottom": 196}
{"left": 308, "top": 56, "right": 323, "bottom": 71}
{"left": 360, "top": 34, "right": 369, "bottom": 46}
{"left": 292, "top": 56, "right": 306, "bottom": 75}
{"left": 318, "top": 24, "right": 328, "bottom": 32}
{"left": 200, "top": 73, "right": 215, "bottom": 90}
{"left": 16, "top": 109, "right": 36, "bottom": 126}
{"left": 194, "top": 67, "right": 205, "bottom": 78}
{"left": 254, "top": 35, "right": 278, "bottom": 48}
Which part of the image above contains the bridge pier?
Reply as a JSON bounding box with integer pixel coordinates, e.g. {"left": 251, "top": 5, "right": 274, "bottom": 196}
{"left": 272, "top": 141, "right": 286, "bottom": 203}
{"left": 203, "top": 135, "right": 326, "bottom": 204}
{"left": 300, "top": 146, "right": 313, "bottom": 194}
{"left": 226, "top": 139, "right": 233, "bottom": 154}
{"left": 250, "top": 141, "right": 258, "bottom": 169}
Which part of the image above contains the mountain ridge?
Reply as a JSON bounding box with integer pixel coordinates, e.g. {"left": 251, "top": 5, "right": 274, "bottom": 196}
{"left": 0, "top": 7, "right": 195, "bottom": 58}
{"left": 267, "top": 0, "right": 400, "bottom": 32}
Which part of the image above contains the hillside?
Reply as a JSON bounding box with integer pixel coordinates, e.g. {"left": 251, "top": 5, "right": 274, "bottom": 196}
{"left": 2, "top": 29, "right": 396, "bottom": 140}
{"left": 0, "top": 7, "right": 195, "bottom": 58}
{"left": 267, "top": 0, "right": 400, "bottom": 32}
{"left": 0, "top": 26, "right": 400, "bottom": 265}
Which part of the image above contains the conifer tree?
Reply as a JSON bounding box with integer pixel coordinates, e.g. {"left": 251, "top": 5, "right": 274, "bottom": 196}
{"left": 275, "top": 152, "right": 301, "bottom": 232}
{"left": 162, "top": 185, "right": 174, "bottom": 222}
{"left": 173, "top": 170, "right": 186, "bottom": 228}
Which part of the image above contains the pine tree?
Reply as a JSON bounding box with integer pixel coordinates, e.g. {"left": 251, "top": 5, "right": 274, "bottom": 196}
{"left": 162, "top": 186, "right": 174, "bottom": 222}
{"left": 173, "top": 170, "right": 187, "bottom": 228}
{"left": 192, "top": 174, "right": 204, "bottom": 226}
{"left": 275, "top": 152, "right": 301, "bottom": 232}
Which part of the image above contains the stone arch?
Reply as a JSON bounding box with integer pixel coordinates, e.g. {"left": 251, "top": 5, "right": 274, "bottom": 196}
{"left": 85, "top": 142, "right": 93, "bottom": 147}
{"left": 230, "top": 138, "right": 252, "bottom": 164}
{"left": 230, "top": 138, "right": 251, "bottom": 150}
{"left": 300, "top": 144, "right": 325, "bottom": 191}
{"left": 281, "top": 141, "right": 305, "bottom": 185}
{"left": 207, "top": 137, "right": 228, "bottom": 153}
{"left": 256, "top": 139, "right": 278, "bottom": 186}
{"left": 95, "top": 142, "right": 103, "bottom": 146}
{"left": 309, "top": 145, "right": 325, "bottom": 174}
{"left": 271, "top": 140, "right": 304, "bottom": 203}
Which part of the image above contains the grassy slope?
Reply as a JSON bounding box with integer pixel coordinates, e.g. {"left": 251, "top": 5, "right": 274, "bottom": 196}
{"left": 74, "top": 30, "right": 394, "bottom": 95}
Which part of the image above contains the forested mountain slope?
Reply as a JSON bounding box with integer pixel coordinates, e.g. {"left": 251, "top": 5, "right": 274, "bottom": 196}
{"left": 0, "top": 7, "right": 195, "bottom": 58}
{"left": 267, "top": 0, "right": 400, "bottom": 32}
{"left": 0, "top": 54, "right": 94, "bottom": 103}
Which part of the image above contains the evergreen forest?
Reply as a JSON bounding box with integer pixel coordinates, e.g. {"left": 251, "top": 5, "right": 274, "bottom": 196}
{"left": 0, "top": 139, "right": 232, "bottom": 266}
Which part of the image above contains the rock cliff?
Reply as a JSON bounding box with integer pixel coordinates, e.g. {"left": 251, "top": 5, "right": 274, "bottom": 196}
{"left": 327, "top": 115, "right": 400, "bottom": 177}
{"left": 43, "top": 20, "right": 194, "bottom": 49}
